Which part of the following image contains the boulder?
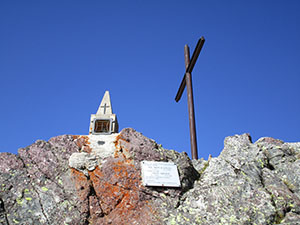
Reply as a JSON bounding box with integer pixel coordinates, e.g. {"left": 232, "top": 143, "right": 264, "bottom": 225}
{"left": 0, "top": 128, "right": 300, "bottom": 224}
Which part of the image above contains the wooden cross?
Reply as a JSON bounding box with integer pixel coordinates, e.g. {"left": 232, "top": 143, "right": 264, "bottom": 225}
{"left": 175, "top": 37, "right": 205, "bottom": 160}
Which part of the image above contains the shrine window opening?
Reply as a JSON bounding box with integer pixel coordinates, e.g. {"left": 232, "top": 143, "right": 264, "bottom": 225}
{"left": 94, "top": 119, "right": 111, "bottom": 133}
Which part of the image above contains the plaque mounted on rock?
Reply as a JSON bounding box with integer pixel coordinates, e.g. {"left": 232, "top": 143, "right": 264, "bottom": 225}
{"left": 141, "top": 161, "right": 181, "bottom": 187}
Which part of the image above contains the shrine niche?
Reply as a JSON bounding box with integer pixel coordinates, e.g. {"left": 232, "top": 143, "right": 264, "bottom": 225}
{"left": 89, "top": 91, "right": 118, "bottom": 135}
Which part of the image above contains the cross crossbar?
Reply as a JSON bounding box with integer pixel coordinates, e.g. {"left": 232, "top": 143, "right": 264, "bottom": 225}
{"left": 175, "top": 37, "right": 205, "bottom": 102}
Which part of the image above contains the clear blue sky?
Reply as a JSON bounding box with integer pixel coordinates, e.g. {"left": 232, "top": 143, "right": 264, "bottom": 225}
{"left": 1, "top": 1, "right": 300, "bottom": 159}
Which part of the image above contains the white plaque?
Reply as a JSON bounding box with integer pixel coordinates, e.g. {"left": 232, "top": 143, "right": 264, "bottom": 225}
{"left": 141, "top": 161, "right": 181, "bottom": 187}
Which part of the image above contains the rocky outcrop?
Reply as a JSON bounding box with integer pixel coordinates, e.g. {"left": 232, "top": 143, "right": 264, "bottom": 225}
{"left": 1, "top": 128, "right": 300, "bottom": 224}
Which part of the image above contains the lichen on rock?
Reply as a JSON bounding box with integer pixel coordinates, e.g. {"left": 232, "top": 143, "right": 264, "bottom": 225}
{"left": 1, "top": 128, "right": 300, "bottom": 224}
{"left": 68, "top": 128, "right": 198, "bottom": 224}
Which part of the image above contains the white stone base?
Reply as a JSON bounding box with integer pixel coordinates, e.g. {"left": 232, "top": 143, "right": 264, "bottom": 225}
{"left": 69, "top": 133, "right": 119, "bottom": 173}
{"left": 88, "top": 133, "right": 119, "bottom": 159}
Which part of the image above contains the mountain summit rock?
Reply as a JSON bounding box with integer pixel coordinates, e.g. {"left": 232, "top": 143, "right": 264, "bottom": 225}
{"left": 1, "top": 128, "right": 300, "bottom": 224}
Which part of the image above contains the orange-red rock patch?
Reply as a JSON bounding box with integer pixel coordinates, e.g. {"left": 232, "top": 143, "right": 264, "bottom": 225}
{"left": 72, "top": 135, "right": 92, "bottom": 153}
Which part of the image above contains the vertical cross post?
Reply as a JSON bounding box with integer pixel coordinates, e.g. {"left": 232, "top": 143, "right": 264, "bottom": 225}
{"left": 184, "top": 45, "right": 198, "bottom": 160}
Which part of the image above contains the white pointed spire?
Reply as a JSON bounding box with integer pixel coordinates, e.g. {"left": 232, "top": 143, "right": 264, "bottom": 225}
{"left": 96, "top": 91, "right": 113, "bottom": 115}
{"left": 89, "top": 91, "right": 119, "bottom": 135}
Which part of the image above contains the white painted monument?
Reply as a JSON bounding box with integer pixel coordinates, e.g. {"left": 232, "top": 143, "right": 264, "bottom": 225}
{"left": 89, "top": 91, "right": 119, "bottom": 135}
{"left": 141, "top": 161, "right": 181, "bottom": 187}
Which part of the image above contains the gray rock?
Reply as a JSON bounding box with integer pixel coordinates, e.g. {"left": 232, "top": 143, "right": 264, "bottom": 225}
{"left": 0, "top": 129, "right": 300, "bottom": 224}
{"left": 69, "top": 152, "right": 98, "bottom": 175}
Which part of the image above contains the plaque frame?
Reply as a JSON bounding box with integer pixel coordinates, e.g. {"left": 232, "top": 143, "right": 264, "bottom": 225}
{"left": 141, "top": 161, "right": 181, "bottom": 187}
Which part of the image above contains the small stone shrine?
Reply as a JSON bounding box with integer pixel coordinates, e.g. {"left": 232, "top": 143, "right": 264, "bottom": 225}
{"left": 89, "top": 91, "right": 119, "bottom": 134}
